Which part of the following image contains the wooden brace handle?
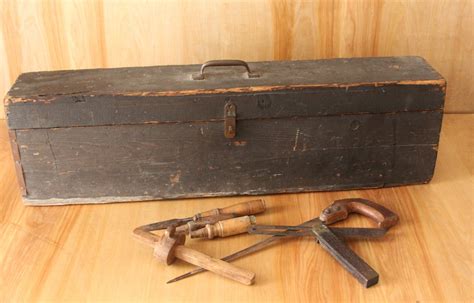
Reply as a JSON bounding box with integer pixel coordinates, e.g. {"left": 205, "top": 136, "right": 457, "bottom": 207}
{"left": 319, "top": 198, "right": 399, "bottom": 229}
{"left": 174, "top": 245, "right": 255, "bottom": 285}
{"left": 194, "top": 199, "right": 266, "bottom": 220}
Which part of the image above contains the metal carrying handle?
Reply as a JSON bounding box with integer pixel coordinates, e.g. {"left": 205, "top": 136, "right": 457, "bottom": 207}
{"left": 192, "top": 60, "right": 259, "bottom": 80}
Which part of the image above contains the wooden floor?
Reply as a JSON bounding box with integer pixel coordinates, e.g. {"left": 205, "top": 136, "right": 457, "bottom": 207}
{"left": 0, "top": 114, "right": 472, "bottom": 302}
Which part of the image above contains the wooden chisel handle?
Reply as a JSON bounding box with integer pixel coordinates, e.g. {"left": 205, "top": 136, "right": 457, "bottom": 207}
{"left": 174, "top": 245, "right": 255, "bottom": 285}
{"left": 193, "top": 199, "right": 266, "bottom": 221}
{"left": 175, "top": 213, "right": 236, "bottom": 235}
{"left": 319, "top": 198, "right": 399, "bottom": 229}
{"left": 191, "top": 215, "right": 256, "bottom": 239}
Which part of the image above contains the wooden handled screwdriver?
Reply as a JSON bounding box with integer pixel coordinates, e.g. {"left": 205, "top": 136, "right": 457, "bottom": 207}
{"left": 190, "top": 215, "right": 257, "bottom": 239}
{"left": 132, "top": 200, "right": 265, "bottom": 285}
{"left": 134, "top": 199, "right": 266, "bottom": 240}
{"left": 193, "top": 199, "right": 266, "bottom": 220}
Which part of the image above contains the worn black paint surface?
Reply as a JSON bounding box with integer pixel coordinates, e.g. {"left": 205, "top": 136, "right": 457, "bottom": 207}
{"left": 5, "top": 56, "right": 445, "bottom": 204}
{"left": 15, "top": 112, "right": 441, "bottom": 202}
{"left": 7, "top": 57, "right": 442, "bottom": 100}
{"left": 7, "top": 85, "right": 444, "bottom": 129}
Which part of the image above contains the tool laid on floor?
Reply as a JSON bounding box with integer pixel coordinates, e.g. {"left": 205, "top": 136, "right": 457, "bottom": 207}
{"left": 133, "top": 199, "right": 266, "bottom": 285}
{"left": 133, "top": 199, "right": 266, "bottom": 240}
{"left": 139, "top": 224, "right": 255, "bottom": 285}
{"left": 167, "top": 198, "right": 399, "bottom": 287}
{"left": 190, "top": 215, "right": 257, "bottom": 239}
{"left": 245, "top": 198, "right": 398, "bottom": 287}
{"left": 248, "top": 225, "right": 387, "bottom": 239}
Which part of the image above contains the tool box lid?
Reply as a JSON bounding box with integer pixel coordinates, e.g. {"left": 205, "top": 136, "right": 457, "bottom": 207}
{"left": 5, "top": 56, "right": 445, "bottom": 130}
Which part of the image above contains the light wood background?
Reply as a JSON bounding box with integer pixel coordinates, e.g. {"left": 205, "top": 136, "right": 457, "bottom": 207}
{"left": 1, "top": 0, "right": 473, "bottom": 120}
{"left": 0, "top": 114, "right": 472, "bottom": 302}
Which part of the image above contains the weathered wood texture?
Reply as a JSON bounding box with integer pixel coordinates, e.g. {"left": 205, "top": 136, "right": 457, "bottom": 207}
{"left": 15, "top": 112, "right": 442, "bottom": 203}
{"left": 6, "top": 57, "right": 442, "bottom": 99}
{"left": 6, "top": 84, "right": 445, "bottom": 129}
{"left": 0, "top": 115, "right": 472, "bottom": 301}
{"left": 5, "top": 57, "right": 445, "bottom": 204}
{"left": 0, "top": 0, "right": 472, "bottom": 120}
{"left": 6, "top": 57, "right": 445, "bottom": 129}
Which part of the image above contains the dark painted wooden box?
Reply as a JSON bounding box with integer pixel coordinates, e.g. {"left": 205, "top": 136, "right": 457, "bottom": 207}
{"left": 4, "top": 57, "right": 445, "bottom": 205}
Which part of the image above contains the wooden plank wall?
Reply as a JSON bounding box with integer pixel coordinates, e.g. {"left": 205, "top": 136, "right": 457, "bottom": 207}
{"left": 0, "top": 0, "right": 472, "bottom": 119}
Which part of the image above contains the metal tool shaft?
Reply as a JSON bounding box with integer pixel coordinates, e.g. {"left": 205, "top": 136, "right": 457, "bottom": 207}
{"left": 248, "top": 225, "right": 387, "bottom": 239}
{"left": 166, "top": 217, "right": 322, "bottom": 284}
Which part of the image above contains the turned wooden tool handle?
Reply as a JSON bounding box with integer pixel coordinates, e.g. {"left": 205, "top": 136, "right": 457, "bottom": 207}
{"left": 194, "top": 199, "right": 266, "bottom": 220}
{"left": 191, "top": 215, "right": 256, "bottom": 239}
{"left": 319, "top": 198, "right": 399, "bottom": 229}
{"left": 175, "top": 213, "right": 237, "bottom": 235}
{"left": 174, "top": 245, "right": 255, "bottom": 285}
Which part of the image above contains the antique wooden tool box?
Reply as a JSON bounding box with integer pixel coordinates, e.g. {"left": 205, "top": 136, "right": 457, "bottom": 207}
{"left": 4, "top": 56, "right": 445, "bottom": 205}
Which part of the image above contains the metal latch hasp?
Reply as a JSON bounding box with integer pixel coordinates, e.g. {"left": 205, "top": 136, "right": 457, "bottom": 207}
{"left": 224, "top": 102, "right": 236, "bottom": 138}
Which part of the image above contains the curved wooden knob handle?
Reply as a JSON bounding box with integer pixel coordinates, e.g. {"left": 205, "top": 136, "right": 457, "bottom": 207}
{"left": 319, "top": 198, "right": 399, "bottom": 229}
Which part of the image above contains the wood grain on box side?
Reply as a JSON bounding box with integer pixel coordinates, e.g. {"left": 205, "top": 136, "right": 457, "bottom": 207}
{"left": 16, "top": 111, "right": 442, "bottom": 203}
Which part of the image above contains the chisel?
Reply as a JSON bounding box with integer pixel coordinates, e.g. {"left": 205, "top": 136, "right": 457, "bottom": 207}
{"left": 190, "top": 215, "right": 257, "bottom": 239}
{"left": 133, "top": 199, "right": 266, "bottom": 243}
